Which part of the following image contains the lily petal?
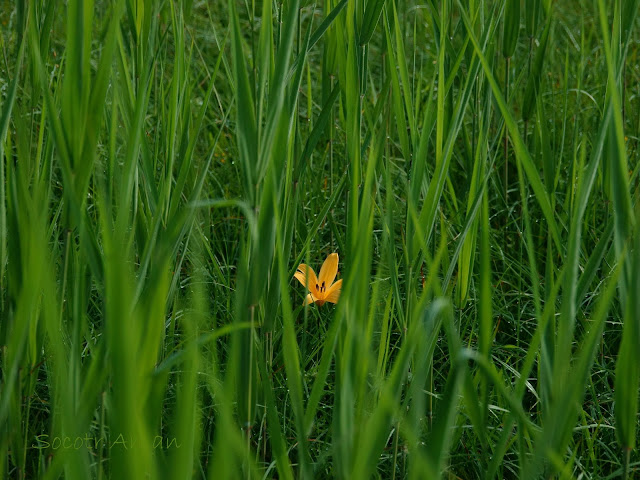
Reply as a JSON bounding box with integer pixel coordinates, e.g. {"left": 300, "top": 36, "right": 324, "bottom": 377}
{"left": 304, "top": 293, "right": 317, "bottom": 305}
{"left": 318, "top": 253, "right": 339, "bottom": 288}
{"left": 324, "top": 279, "right": 342, "bottom": 304}
{"left": 295, "top": 264, "right": 318, "bottom": 290}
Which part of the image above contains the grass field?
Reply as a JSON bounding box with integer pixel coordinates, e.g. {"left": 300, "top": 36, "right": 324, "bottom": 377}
{"left": 1, "top": 0, "right": 640, "bottom": 478}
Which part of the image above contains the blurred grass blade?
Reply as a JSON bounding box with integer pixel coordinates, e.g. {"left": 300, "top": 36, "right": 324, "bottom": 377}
{"left": 0, "top": 32, "right": 26, "bottom": 293}
{"left": 502, "top": 0, "right": 520, "bottom": 59}
{"left": 228, "top": 0, "right": 257, "bottom": 203}
{"left": 359, "top": 0, "right": 387, "bottom": 45}
{"left": 522, "top": 13, "right": 551, "bottom": 122}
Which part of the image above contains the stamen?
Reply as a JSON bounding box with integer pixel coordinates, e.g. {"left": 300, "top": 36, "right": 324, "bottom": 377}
{"left": 321, "top": 281, "right": 326, "bottom": 292}
{"left": 315, "top": 283, "right": 319, "bottom": 292}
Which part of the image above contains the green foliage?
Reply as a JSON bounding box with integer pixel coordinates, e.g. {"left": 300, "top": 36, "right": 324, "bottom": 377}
{"left": 502, "top": 0, "right": 520, "bottom": 59}
{"left": 1, "top": 0, "right": 639, "bottom": 479}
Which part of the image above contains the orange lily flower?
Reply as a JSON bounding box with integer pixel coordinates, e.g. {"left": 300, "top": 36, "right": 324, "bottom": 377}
{"left": 294, "top": 253, "right": 342, "bottom": 306}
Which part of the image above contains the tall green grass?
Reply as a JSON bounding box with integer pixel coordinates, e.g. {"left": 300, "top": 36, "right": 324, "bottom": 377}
{"left": 1, "top": 0, "right": 639, "bottom": 478}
